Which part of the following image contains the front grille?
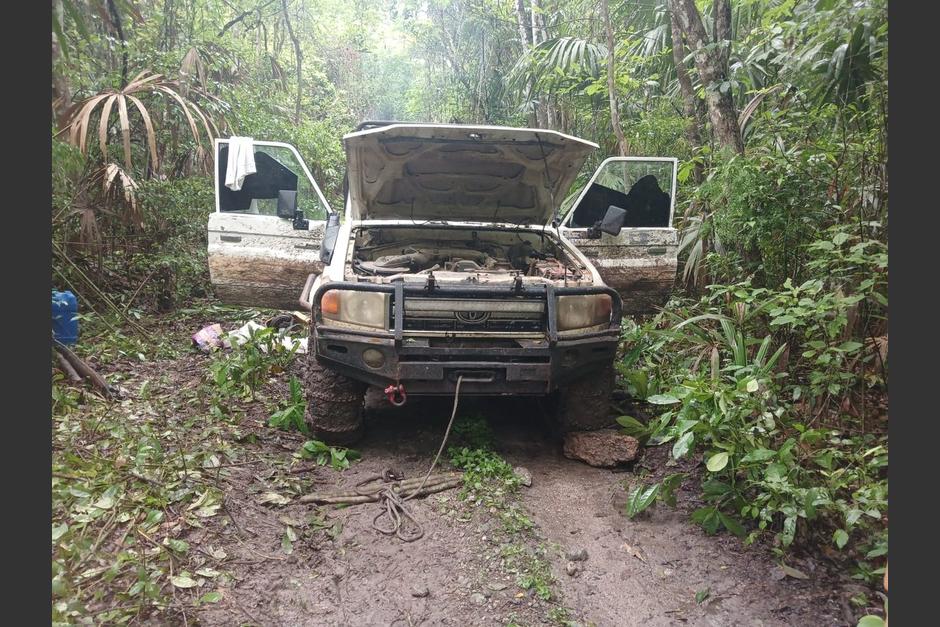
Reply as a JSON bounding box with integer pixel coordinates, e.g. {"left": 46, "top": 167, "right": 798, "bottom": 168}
{"left": 399, "top": 297, "right": 545, "bottom": 333}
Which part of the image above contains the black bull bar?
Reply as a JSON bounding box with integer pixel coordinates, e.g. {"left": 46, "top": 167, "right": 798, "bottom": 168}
{"left": 299, "top": 275, "right": 623, "bottom": 344}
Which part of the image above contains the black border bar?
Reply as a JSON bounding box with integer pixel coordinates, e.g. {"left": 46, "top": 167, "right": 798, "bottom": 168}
{"left": 308, "top": 278, "right": 623, "bottom": 344}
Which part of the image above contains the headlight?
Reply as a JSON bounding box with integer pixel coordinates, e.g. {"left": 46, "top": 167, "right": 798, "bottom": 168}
{"left": 321, "top": 290, "right": 390, "bottom": 329}
{"left": 556, "top": 294, "right": 612, "bottom": 332}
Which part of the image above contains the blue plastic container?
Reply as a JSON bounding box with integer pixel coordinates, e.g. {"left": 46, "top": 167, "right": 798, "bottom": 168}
{"left": 52, "top": 290, "right": 79, "bottom": 345}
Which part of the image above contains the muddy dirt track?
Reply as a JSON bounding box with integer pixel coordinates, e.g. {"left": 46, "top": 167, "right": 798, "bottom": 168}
{"left": 83, "top": 311, "right": 859, "bottom": 626}
{"left": 187, "top": 379, "right": 851, "bottom": 626}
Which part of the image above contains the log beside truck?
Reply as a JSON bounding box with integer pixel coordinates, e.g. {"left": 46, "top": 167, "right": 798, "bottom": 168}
{"left": 208, "top": 122, "right": 678, "bottom": 443}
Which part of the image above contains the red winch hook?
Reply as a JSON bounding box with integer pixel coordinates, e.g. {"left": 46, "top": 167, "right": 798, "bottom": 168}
{"left": 384, "top": 383, "right": 407, "bottom": 407}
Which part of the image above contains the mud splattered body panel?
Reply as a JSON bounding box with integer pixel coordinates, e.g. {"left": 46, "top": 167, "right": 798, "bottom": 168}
{"left": 561, "top": 228, "right": 678, "bottom": 314}
{"left": 208, "top": 213, "right": 324, "bottom": 310}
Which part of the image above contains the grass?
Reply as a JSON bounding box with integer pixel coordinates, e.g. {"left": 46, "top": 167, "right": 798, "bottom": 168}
{"left": 446, "top": 415, "right": 574, "bottom": 622}
{"left": 447, "top": 416, "right": 531, "bottom": 533}
{"left": 500, "top": 543, "right": 554, "bottom": 601}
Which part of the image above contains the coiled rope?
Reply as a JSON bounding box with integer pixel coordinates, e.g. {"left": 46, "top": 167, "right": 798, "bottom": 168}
{"left": 363, "top": 375, "right": 465, "bottom": 542}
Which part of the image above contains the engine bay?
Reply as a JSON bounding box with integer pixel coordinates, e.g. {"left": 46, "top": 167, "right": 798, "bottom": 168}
{"left": 350, "top": 226, "right": 586, "bottom": 283}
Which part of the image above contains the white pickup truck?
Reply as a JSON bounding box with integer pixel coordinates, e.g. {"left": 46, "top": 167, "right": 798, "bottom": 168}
{"left": 208, "top": 122, "right": 678, "bottom": 443}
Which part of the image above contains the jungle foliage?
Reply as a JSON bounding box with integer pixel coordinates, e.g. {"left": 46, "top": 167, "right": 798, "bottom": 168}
{"left": 51, "top": 0, "right": 887, "bottom": 612}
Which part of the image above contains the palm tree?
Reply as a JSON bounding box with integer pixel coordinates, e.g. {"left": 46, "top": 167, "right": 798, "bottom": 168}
{"left": 60, "top": 71, "right": 220, "bottom": 174}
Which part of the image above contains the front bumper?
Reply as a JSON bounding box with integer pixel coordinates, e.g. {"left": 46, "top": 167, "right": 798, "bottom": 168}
{"left": 303, "top": 278, "right": 622, "bottom": 396}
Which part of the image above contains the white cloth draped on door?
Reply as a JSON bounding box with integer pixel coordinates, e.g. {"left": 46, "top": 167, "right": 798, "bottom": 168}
{"left": 224, "top": 136, "right": 257, "bottom": 191}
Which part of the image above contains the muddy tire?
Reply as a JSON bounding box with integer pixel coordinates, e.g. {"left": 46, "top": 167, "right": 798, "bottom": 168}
{"left": 551, "top": 364, "right": 616, "bottom": 433}
{"left": 305, "top": 353, "right": 367, "bottom": 445}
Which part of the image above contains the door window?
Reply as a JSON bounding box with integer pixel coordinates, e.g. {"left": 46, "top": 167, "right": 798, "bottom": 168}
{"left": 217, "top": 142, "right": 330, "bottom": 220}
{"left": 567, "top": 159, "right": 676, "bottom": 229}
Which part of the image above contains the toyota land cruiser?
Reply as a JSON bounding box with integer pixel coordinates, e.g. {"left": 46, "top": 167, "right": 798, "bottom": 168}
{"left": 208, "top": 122, "right": 678, "bottom": 443}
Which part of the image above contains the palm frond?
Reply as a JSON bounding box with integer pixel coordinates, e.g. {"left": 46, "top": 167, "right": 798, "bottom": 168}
{"left": 76, "top": 204, "right": 100, "bottom": 249}
{"left": 821, "top": 21, "right": 880, "bottom": 105}
{"left": 738, "top": 84, "right": 784, "bottom": 135}
{"left": 60, "top": 71, "right": 221, "bottom": 174}
{"left": 101, "top": 162, "right": 140, "bottom": 225}
{"left": 507, "top": 36, "right": 607, "bottom": 96}
{"left": 180, "top": 47, "right": 209, "bottom": 96}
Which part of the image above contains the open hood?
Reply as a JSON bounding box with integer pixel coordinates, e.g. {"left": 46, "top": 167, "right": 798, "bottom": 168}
{"left": 344, "top": 124, "right": 597, "bottom": 223}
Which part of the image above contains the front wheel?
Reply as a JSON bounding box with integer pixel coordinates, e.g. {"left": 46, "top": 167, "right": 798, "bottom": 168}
{"left": 305, "top": 353, "right": 367, "bottom": 445}
{"left": 551, "top": 364, "right": 616, "bottom": 433}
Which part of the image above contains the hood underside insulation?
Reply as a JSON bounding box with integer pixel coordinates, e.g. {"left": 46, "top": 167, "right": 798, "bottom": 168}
{"left": 343, "top": 124, "right": 597, "bottom": 224}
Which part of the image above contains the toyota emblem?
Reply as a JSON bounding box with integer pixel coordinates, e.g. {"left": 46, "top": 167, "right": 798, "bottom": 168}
{"left": 455, "top": 310, "right": 490, "bottom": 324}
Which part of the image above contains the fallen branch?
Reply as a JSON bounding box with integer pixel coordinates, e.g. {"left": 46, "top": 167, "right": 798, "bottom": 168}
{"left": 123, "top": 266, "right": 159, "bottom": 312}
{"left": 55, "top": 350, "right": 83, "bottom": 383}
{"left": 299, "top": 474, "right": 463, "bottom": 505}
{"left": 54, "top": 340, "right": 113, "bottom": 398}
{"left": 348, "top": 472, "right": 462, "bottom": 494}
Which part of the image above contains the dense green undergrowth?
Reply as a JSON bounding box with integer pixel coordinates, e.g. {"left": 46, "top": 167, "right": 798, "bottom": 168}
{"left": 617, "top": 222, "right": 887, "bottom": 583}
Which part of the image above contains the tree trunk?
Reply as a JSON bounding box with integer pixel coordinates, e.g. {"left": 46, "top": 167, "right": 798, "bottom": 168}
{"left": 281, "top": 0, "right": 303, "bottom": 125}
{"left": 107, "top": 0, "right": 129, "bottom": 88}
{"left": 476, "top": 30, "right": 487, "bottom": 123}
{"left": 602, "top": 0, "right": 629, "bottom": 156}
{"left": 536, "top": 2, "right": 556, "bottom": 128}
{"left": 513, "top": 0, "right": 536, "bottom": 126}
{"left": 713, "top": 0, "right": 733, "bottom": 71}
{"left": 672, "top": 0, "right": 743, "bottom": 154}
{"left": 513, "top": 0, "right": 532, "bottom": 47}
{"left": 668, "top": 0, "right": 704, "bottom": 180}
{"left": 51, "top": 0, "right": 71, "bottom": 124}
{"left": 160, "top": 0, "right": 178, "bottom": 52}
{"left": 433, "top": 7, "right": 478, "bottom": 121}
{"left": 530, "top": 0, "right": 550, "bottom": 127}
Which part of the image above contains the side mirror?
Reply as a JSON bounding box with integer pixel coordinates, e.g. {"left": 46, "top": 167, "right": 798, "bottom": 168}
{"left": 276, "top": 190, "right": 298, "bottom": 219}
{"left": 320, "top": 213, "right": 341, "bottom": 263}
{"left": 588, "top": 205, "right": 627, "bottom": 238}
{"left": 278, "top": 189, "right": 309, "bottom": 230}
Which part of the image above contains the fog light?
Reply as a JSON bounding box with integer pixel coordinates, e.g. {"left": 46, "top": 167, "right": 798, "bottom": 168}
{"left": 362, "top": 348, "right": 386, "bottom": 369}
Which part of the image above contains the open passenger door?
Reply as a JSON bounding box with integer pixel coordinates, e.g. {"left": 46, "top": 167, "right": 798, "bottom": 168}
{"left": 208, "top": 139, "right": 334, "bottom": 310}
{"left": 560, "top": 157, "right": 679, "bottom": 314}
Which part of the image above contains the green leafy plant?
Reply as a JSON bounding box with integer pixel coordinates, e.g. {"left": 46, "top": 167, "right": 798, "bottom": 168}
{"left": 447, "top": 415, "right": 531, "bottom": 532}
{"left": 298, "top": 440, "right": 360, "bottom": 471}
{"left": 449, "top": 413, "right": 496, "bottom": 450}
{"left": 616, "top": 227, "right": 887, "bottom": 575}
{"left": 268, "top": 376, "right": 308, "bottom": 435}
{"left": 501, "top": 543, "right": 555, "bottom": 602}
{"left": 208, "top": 325, "right": 300, "bottom": 400}
{"left": 449, "top": 445, "right": 526, "bottom": 533}
{"left": 625, "top": 483, "right": 660, "bottom": 518}
{"left": 624, "top": 473, "right": 685, "bottom": 518}
{"left": 449, "top": 446, "right": 521, "bottom": 492}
